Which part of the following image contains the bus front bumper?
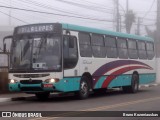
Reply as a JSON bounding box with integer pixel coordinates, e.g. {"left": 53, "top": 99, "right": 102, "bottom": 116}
{"left": 9, "top": 82, "right": 58, "bottom": 93}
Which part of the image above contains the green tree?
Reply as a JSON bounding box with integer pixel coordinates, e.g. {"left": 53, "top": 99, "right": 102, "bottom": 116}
{"left": 125, "top": 10, "right": 136, "bottom": 34}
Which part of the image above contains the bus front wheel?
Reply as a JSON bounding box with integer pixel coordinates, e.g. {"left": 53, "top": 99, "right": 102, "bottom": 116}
{"left": 123, "top": 74, "right": 139, "bottom": 93}
{"left": 76, "top": 76, "right": 89, "bottom": 100}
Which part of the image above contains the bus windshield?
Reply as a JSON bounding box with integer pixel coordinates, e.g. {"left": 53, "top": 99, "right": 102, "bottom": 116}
{"left": 10, "top": 34, "right": 62, "bottom": 72}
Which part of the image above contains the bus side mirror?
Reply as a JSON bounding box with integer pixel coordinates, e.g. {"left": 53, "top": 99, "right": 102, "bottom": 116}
{"left": 3, "top": 43, "right": 6, "bottom": 53}
{"left": 3, "top": 35, "right": 13, "bottom": 53}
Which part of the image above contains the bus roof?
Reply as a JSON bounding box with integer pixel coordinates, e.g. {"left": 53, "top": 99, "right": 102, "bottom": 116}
{"left": 62, "top": 23, "right": 154, "bottom": 42}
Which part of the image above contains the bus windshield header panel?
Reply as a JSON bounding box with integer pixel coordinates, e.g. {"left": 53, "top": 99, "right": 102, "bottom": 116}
{"left": 14, "top": 23, "right": 62, "bottom": 35}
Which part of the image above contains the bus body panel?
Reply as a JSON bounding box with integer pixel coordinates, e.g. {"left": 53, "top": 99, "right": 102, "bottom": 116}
{"left": 8, "top": 23, "right": 156, "bottom": 94}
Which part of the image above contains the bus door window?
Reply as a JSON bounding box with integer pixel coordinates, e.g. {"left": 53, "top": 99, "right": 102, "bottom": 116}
{"left": 63, "top": 35, "right": 78, "bottom": 69}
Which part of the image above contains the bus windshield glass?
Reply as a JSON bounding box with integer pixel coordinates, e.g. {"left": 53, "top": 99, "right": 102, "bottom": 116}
{"left": 10, "top": 34, "right": 62, "bottom": 72}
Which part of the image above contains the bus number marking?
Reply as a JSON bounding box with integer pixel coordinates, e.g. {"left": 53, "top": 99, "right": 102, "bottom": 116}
{"left": 83, "top": 60, "right": 92, "bottom": 64}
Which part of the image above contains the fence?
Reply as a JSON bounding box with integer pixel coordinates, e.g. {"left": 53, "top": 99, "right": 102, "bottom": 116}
{"left": 0, "top": 53, "right": 9, "bottom": 93}
{"left": 0, "top": 68, "right": 8, "bottom": 93}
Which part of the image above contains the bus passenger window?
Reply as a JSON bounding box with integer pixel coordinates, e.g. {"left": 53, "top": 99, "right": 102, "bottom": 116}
{"left": 138, "top": 41, "right": 147, "bottom": 59}
{"left": 117, "top": 38, "right": 128, "bottom": 59}
{"left": 91, "top": 34, "right": 106, "bottom": 58}
{"left": 105, "top": 36, "right": 117, "bottom": 58}
{"left": 128, "top": 40, "right": 138, "bottom": 59}
{"left": 146, "top": 42, "right": 155, "bottom": 60}
{"left": 79, "top": 32, "right": 92, "bottom": 57}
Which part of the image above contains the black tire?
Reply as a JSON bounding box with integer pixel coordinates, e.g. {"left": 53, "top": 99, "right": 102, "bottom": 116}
{"left": 35, "top": 92, "right": 50, "bottom": 100}
{"left": 123, "top": 74, "right": 139, "bottom": 93}
{"left": 76, "top": 76, "right": 89, "bottom": 100}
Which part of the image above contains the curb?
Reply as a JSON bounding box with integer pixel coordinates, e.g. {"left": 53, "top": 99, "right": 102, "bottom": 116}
{"left": 0, "top": 98, "right": 11, "bottom": 103}
{"left": 139, "top": 83, "right": 159, "bottom": 88}
{"left": 0, "top": 97, "right": 27, "bottom": 103}
{"left": 11, "top": 97, "right": 27, "bottom": 101}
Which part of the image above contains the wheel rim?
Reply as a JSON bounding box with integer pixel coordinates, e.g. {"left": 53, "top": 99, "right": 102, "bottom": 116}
{"left": 133, "top": 75, "right": 138, "bottom": 91}
{"left": 134, "top": 80, "right": 138, "bottom": 91}
{"left": 80, "top": 81, "right": 88, "bottom": 96}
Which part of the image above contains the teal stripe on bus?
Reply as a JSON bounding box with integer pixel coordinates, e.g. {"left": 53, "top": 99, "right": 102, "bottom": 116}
{"left": 62, "top": 23, "right": 153, "bottom": 42}
{"left": 54, "top": 77, "right": 81, "bottom": 92}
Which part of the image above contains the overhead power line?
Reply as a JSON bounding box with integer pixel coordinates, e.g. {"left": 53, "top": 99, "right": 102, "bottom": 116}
{"left": 133, "top": 23, "right": 155, "bottom": 27}
{"left": 0, "top": 10, "right": 28, "bottom": 24}
{"left": 0, "top": 5, "right": 114, "bottom": 22}
{"left": 144, "top": 18, "right": 156, "bottom": 21}
{"left": 75, "top": 0, "right": 114, "bottom": 10}
{"left": 142, "top": 0, "right": 156, "bottom": 19}
{"left": 17, "top": 0, "right": 108, "bottom": 21}
{"left": 55, "top": 0, "right": 113, "bottom": 14}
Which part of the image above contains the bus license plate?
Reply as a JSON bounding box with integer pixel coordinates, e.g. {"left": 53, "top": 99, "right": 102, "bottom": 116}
{"left": 43, "top": 84, "right": 53, "bottom": 88}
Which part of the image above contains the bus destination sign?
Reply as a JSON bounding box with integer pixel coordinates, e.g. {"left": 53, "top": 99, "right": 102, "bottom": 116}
{"left": 15, "top": 24, "right": 60, "bottom": 34}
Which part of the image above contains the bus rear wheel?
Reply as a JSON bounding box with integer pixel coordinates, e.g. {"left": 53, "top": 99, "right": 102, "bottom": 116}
{"left": 123, "top": 74, "right": 139, "bottom": 93}
{"left": 76, "top": 76, "right": 89, "bottom": 100}
{"left": 35, "top": 92, "right": 50, "bottom": 100}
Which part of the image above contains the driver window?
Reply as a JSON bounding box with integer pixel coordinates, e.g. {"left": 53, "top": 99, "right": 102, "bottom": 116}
{"left": 63, "top": 35, "right": 78, "bottom": 69}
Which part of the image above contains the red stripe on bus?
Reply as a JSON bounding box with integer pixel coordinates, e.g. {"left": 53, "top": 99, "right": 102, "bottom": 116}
{"left": 101, "top": 66, "right": 152, "bottom": 88}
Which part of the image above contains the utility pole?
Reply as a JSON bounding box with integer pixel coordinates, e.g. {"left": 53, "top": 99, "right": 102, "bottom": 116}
{"left": 126, "top": 0, "right": 129, "bottom": 12}
{"left": 116, "top": 0, "right": 120, "bottom": 32}
{"left": 119, "top": 15, "right": 122, "bottom": 32}
{"left": 9, "top": 0, "right": 12, "bottom": 26}
{"left": 156, "top": 0, "right": 160, "bottom": 57}
{"left": 156, "top": 0, "right": 160, "bottom": 83}
{"left": 136, "top": 17, "right": 141, "bottom": 35}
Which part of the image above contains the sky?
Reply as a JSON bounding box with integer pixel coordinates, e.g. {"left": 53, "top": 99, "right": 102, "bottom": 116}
{"left": 0, "top": 0, "right": 157, "bottom": 35}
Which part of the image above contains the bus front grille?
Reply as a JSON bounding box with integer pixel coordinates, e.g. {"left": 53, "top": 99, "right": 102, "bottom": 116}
{"left": 20, "top": 80, "right": 42, "bottom": 84}
{"left": 20, "top": 87, "right": 43, "bottom": 91}
{"left": 14, "top": 74, "right": 50, "bottom": 78}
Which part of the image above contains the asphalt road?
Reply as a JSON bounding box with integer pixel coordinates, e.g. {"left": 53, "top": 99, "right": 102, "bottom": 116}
{"left": 0, "top": 86, "right": 160, "bottom": 120}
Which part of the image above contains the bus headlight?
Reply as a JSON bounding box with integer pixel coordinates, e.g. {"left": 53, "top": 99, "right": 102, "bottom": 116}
{"left": 45, "top": 78, "right": 59, "bottom": 83}
{"left": 50, "top": 79, "right": 55, "bottom": 83}
{"left": 10, "top": 79, "right": 18, "bottom": 83}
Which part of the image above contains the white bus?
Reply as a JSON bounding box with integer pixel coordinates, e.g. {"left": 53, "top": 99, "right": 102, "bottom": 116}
{"left": 5, "top": 23, "right": 156, "bottom": 100}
